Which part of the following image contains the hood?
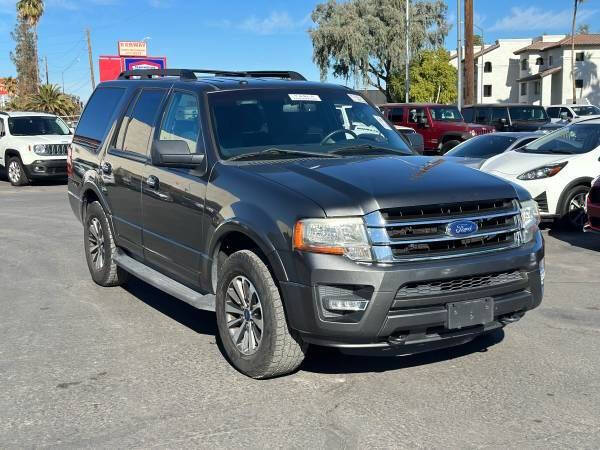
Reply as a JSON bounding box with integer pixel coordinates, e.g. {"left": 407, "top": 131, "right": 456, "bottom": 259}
{"left": 9, "top": 134, "right": 73, "bottom": 145}
{"left": 442, "top": 156, "right": 485, "bottom": 169}
{"left": 240, "top": 156, "right": 520, "bottom": 217}
{"left": 466, "top": 123, "right": 494, "bottom": 132}
{"left": 510, "top": 120, "right": 553, "bottom": 131}
{"left": 481, "top": 150, "right": 570, "bottom": 176}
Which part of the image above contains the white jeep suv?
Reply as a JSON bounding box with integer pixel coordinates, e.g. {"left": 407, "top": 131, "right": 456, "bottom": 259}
{"left": 0, "top": 111, "right": 73, "bottom": 186}
{"left": 481, "top": 117, "right": 600, "bottom": 229}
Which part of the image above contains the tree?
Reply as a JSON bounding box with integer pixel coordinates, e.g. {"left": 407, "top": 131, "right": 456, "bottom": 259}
{"left": 571, "top": 0, "right": 584, "bottom": 104}
{"left": 390, "top": 48, "right": 457, "bottom": 103}
{"left": 10, "top": 15, "right": 38, "bottom": 98}
{"left": 25, "top": 84, "right": 81, "bottom": 116}
{"left": 309, "top": 0, "right": 449, "bottom": 101}
{"left": 16, "top": 0, "right": 44, "bottom": 93}
{"left": 2, "top": 77, "right": 19, "bottom": 96}
{"left": 473, "top": 34, "right": 484, "bottom": 47}
{"left": 577, "top": 23, "right": 590, "bottom": 34}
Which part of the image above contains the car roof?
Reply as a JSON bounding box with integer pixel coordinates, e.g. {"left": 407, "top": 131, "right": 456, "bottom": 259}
{"left": 547, "top": 104, "right": 597, "bottom": 108}
{"left": 0, "top": 111, "right": 57, "bottom": 117}
{"left": 462, "top": 103, "right": 544, "bottom": 108}
{"left": 379, "top": 103, "right": 455, "bottom": 107}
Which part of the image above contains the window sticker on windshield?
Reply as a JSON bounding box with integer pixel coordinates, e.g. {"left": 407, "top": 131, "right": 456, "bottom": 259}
{"left": 288, "top": 94, "right": 321, "bottom": 102}
{"left": 347, "top": 93, "right": 367, "bottom": 104}
{"left": 373, "top": 115, "right": 392, "bottom": 130}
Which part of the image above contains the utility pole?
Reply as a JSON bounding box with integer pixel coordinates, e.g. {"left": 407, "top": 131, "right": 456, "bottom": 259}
{"left": 464, "top": 0, "right": 474, "bottom": 106}
{"left": 474, "top": 24, "right": 484, "bottom": 103}
{"left": 86, "top": 28, "right": 96, "bottom": 90}
{"left": 405, "top": 0, "right": 410, "bottom": 102}
{"left": 44, "top": 56, "right": 49, "bottom": 85}
{"left": 457, "top": 0, "right": 462, "bottom": 109}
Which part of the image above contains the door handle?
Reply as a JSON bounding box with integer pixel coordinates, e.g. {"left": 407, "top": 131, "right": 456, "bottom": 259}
{"left": 100, "top": 161, "right": 112, "bottom": 174}
{"left": 146, "top": 175, "right": 159, "bottom": 189}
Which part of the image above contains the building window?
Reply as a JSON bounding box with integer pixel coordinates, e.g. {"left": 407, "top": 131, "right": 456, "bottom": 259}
{"left": 483, "top": 85, "right": 492, "bottom": 97}
{"left": 534, "top": 81, "right": 540, "bottom": 95}
{"left": 548, "top": 55, "right": 553, "bottom": 66}
{"left": 521, "top": 59, "right": 528, "bottom": 70}
{"left": 575, "top": 79, "right": 584, "bottom": 89}
{"left": 520, "top": 83, "right": 527, "bottom": 96}
{"left": 484, "top": 61, "right": 492, "bottom": 73}
{"left": 576, "top": 52, "right": 585, "bottom": 62}
{"left": 535, "top": 57, "right": 544, "bottom": 65}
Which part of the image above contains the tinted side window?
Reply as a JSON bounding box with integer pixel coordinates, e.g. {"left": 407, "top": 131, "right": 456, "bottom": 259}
{"left": 76, "top": 87, "right": 126, "bottom": 146}
{"left": 120, "top": 89, "right": 166, "bottom": 156}
{"left": 158, "top": 91, "right": 202, "bottom": 154}
{"left": 546, "top": 107, "right": 560, "bottom": 119}
{"left": 491, "top": 108, "right": 509, "bottom": 122}
{"left": 462, "top": 108, "right": 474, "bottom": 122}
{"left": 474, "top": 108, "right": 491, "bottom": 124}
{"left": 408, "top": 107, "right": 426, "bottom": 124}
{"left": 388, "top": 107, "right": 404, "bottom": 123}
{"left": 560, "top": 107, "right": 573, "bottom": 118}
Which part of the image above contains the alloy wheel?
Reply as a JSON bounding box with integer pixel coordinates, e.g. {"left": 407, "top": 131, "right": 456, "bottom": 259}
{"left": 225, "top": 275, "right": 264, "bottom": 355}
{"left": 568, "top": 192, "right": 588, "bottom": 229}
{"left": 88, "top": 217, "right": 106, "bottom": 270}
{"left": 8, "top": 161, "right": 20, "bottom": 184}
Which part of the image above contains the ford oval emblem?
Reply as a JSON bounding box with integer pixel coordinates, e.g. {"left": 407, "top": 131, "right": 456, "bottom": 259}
{"left": 446, "top": 220, "right": 479, "bottom": 237}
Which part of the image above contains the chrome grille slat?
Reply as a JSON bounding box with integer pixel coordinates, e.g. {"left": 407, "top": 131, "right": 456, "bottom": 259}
{"left": 45, "top": 144, "right": 68, "bottom": 156}
{"left": 365, "top": 199, "right": 522, "bottom": 262}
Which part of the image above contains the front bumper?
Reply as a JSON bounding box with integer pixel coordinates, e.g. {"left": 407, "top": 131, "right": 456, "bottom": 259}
{"left": 24, "top": 159, "right": 67, "bottom": 179}
{"left": 279, "top": 232, "right": 544, "bottom": 353}
{"left": 584, "top": 198, "right": 600, "bottom": 233}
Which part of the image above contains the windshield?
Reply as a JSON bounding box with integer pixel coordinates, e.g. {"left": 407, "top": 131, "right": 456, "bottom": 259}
{"left": 429, "top": 106, "right": 463, "bottom": 122}
{"left": 208, "top": 89, "right": 413, "bottom": 160}
{"left": 445, "top": 134, "right": 518, "bottom": 158}
{"left": 8, "top": 116, "right": 70, "bottom": 136}
{"left": 508, "top": 106, "right": 548, "bottom": 122}
{"left": 572, "top": 105, "right": 600, "bottom": 116}
{"left": 518, "top": 123, "right": 600, "bottom": 155}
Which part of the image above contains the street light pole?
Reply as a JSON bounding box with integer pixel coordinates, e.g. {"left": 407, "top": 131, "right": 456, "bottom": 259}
{"left": 405, "top": 0, "right": 410, "bottom": 103}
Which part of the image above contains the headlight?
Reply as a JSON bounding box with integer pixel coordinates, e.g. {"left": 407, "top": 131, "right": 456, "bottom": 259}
{"left": 293, "top": 218, "right": 372, "bottom": 261}
{"left": 33, "top": 144, "right": 48, "bottom": 155}
{"left": 517, "top": 162, "right": 567, "bottom": 180}
{"left": 520, "top": 199, "right": 541, "bottom": 243}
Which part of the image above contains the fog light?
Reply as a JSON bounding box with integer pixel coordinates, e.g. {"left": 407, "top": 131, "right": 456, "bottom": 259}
{"left": 323, "top": 298, "right": 369, "bottom": 312}
{"left": 34, "top": 165, "right": 46, "bottom": 173}
{"left": 317, "top": 284, "right": 372, "bottom": 317}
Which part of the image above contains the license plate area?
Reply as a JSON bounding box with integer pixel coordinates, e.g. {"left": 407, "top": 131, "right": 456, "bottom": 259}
{"left": 447, "top": 298, "right": 494, "bottom": 330}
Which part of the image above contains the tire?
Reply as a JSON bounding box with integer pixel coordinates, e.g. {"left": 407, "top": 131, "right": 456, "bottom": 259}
{"left": 560, "top": 185, "right": 589, "bottom": 231}
{"left": 83, "top": 201, "right": 129, "bottom": 287}
{"left": 216, "top": 250, "right": 307, "bottom": 379}
{"left": 7, "top": 156, "right": 29, "bottom": 186}
{"left": 441, "top": 140, "right": 461, "bottom": 154}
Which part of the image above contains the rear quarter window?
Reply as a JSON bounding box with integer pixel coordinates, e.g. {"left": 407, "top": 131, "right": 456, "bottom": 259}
{"left": 75, "top": 87, "right": 127, "bottom": 150}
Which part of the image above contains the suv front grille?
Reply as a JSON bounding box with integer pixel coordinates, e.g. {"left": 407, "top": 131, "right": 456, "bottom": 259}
{"left": 366, "top": 199, "right": 522, "bottom": 262}
{"left": 395, "top": 271, "right": 525, "bottom": 299}
{"left": 45, "top": 144, "right": 68, "bottom": 156}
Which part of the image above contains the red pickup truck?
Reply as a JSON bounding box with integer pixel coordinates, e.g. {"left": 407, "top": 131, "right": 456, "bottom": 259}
{"left": 380, "top": 103, "right": 494, "bottom": 154}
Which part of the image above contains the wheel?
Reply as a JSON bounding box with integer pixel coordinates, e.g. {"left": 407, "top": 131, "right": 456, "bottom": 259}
{"left": 441, "top": 140, "right": 461, "bottom": 154}
{"left": 83, "top": 201, "right": 129, "bottom": 286}
{"left": 7, "top": 157, "right": 29, "bottom": 186}
{"left": 216, "top": 250, "right": 307, "bottom": 378}
{"left": 561, "top": 185, "right": 589, "bottom": 231}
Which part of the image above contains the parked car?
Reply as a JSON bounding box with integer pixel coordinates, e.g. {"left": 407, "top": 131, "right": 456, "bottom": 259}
{"left": 379, "top": 103, "right": 494, "bottom": 154}
{"left": 462, "top": 104, "right": 563, "bottom": 133}
{"left": 584, "top": 175, "right": 600, "bottom": 233}
{"left": 69, "top": 68, "right": 544, "bottom": 378}
{"left": 443, "top": 132, "right": 543, "bottom": 169}
{"left": 546, "top": 104, "right": 600, "bottom": 123}
{"left": 395, "top": 125, "right": 424, "bottom": 154}
{"left": 481, "top": 117, "right": 600, "bottom": 230}
{"left": 0, "top": 111, "right": 72, "bottom": 186}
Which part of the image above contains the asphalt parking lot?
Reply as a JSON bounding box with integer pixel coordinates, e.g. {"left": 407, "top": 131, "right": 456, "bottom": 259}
{"left": 1, "top": 179, "right": 599, "bottom": 448}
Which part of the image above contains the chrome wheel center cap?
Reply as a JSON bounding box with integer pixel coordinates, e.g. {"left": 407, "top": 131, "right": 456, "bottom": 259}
{"left": 243, "top": 309, "right": 251, "bottom": 322}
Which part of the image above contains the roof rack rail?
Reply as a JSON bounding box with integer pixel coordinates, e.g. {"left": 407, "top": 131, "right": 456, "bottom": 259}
{"left": 117, "top": 69, "right": 306, "bottom": 81}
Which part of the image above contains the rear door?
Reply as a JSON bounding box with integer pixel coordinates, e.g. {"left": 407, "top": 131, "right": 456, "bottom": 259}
{"left": 142, "top": 89, "right": 208, "bottom": 288}
{"left": 102, "top": 87, "right": 168, "bottom": 257}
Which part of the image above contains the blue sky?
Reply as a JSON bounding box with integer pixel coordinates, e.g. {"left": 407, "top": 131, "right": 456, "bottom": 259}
{"left": 0, "top": 0, "right": 598, "bottom": 101}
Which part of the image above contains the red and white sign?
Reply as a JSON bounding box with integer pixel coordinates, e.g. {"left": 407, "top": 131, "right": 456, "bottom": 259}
{"left": 118, "top": 41, "right": 147, "bottom": 57}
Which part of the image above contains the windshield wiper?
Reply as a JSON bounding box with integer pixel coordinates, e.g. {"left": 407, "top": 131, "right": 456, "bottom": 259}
{"left": 228, "top": 148, "right": 339, "bottom": 161}
{"left": 329, "top": 144, "right": 410, "bottom": 156}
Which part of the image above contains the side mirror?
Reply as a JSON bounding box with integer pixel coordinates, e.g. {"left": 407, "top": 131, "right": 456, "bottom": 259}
{"left": 499, "top": 118, "right": 507, "bottom": 125}
{"left": 559, "top": 112, "right": 569, "bottom": 120}
{"left": 151, "top": 140, "right": 204, "bottom": 167}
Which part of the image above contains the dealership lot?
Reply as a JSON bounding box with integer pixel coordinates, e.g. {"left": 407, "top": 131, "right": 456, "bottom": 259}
{"left": 1, "top": 180, "right": 599, "bottom": 448}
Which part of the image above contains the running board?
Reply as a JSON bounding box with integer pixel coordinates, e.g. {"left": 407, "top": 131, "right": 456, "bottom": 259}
{"left": 113, "top": 250, "right": 215, "bottom": 312}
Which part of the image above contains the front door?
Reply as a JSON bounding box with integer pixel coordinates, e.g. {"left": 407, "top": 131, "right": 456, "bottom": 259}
{"left": 103, "top": 88, "right": 168, "bottom": 258}
{"left": 407, "top": 107, "right": 434, "bottom": 150}
{"left": 142, "top": 90, "right": 208, "bottom": 289}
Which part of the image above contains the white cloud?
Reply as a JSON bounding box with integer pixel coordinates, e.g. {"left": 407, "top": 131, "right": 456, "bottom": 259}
{"left": 238, "top": 11, "right": 311, "bottom": 35}
{"left": 489, "top": 6, "right": 598, "bottom": 32}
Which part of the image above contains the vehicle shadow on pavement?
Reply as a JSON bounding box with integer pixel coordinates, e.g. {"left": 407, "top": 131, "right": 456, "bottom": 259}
{"left": 301, "top": 330, "right": 505, "bottom": 375}
{"left": 547, "top": 230, "right": 600, "bottom": 252}
{"left": 123, "top": 277, "right": 218, "bottom": 336}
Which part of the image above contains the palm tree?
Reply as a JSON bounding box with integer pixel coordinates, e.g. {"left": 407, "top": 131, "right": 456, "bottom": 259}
{"left": 26, "top": 84, "right": 78, "bottom": 116}
{"left": 3, "top": 77, "right": 19, "bottom": 96}
{"left": 571, "top": 0, "right": 584, "bottom": 104}
{"left": 16, "top": 0, "right": 44, "bottom": 93}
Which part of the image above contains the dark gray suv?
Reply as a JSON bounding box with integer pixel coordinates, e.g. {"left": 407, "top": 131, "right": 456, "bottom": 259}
{"left": 68, "top": 69, "right": 545, "bottom": 378}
